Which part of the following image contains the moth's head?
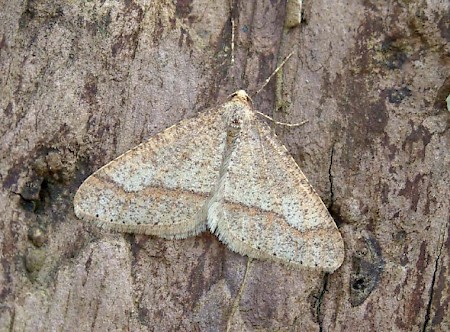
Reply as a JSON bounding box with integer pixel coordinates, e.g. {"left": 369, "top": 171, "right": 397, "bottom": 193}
{"left": 230, "top": 90, "right": 253, "bottom": 106}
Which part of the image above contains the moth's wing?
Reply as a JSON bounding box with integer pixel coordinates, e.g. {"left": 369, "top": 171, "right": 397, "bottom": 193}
{"left": 209, "top": 118, "right": 344, "bottom": 272}
{"left": 74, "top": 106, "right": 228, "bottom": 239}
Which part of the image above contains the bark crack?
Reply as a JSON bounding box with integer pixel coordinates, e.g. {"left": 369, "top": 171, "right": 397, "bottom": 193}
{"left": 421, "top": 232, "right": 445, "bottom": 332}
{"left": 315, "top": 273, "right": 329, "bottom": 332}
{"left": 328, "top": 144, "right": 335, "bottom": 210}
{"left": 226, "top": 258, "right": 252, "bottom": 332}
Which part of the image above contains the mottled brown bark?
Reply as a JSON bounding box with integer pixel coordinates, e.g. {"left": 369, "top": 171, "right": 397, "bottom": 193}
{"left": 1, "top": 0, "right": 449, "bottom": 331}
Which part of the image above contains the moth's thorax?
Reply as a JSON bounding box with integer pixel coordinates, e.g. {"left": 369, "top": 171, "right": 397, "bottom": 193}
{"left": 225, "top": 90, "right": 254, "bottom": 130}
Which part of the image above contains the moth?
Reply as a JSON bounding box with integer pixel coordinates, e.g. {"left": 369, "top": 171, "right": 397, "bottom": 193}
{"left": 74, "top": 90, "right": 344, "bottom": 272}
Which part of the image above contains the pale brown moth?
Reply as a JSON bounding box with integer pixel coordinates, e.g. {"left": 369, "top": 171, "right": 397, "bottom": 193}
{"left": 74, "top": 90, "right": 344, "bottom": 273}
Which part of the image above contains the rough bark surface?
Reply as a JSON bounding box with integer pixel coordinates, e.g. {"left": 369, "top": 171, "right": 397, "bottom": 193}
{"left": 1, "top": 0, "right": 449, "bottom": 331}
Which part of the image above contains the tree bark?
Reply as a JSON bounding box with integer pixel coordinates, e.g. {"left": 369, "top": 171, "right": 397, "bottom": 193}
{"left": 1, "top": 0, "right": 449, "bottom": 331}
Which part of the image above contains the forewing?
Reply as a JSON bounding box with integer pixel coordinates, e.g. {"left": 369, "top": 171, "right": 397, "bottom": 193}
{"left": 74, "top": 106, "right": 228, "bottom": 239}
{"left": 210, "top": 118, "right": 344, "bottom": 272}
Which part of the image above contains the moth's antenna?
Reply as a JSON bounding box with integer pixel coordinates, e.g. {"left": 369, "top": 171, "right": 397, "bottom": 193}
{"left": 254, "top": 110, "right": 308, "bottom": 127}
{"left": 252, "top": 51, "right": 307, "bottom": 127}
{"left": 254, "top": 51, "right": 294, "bottom": 97}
